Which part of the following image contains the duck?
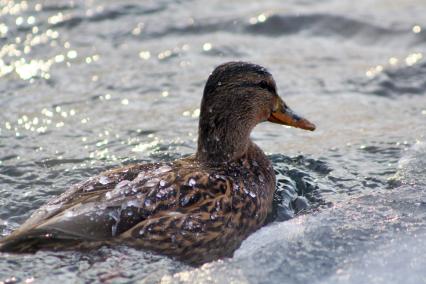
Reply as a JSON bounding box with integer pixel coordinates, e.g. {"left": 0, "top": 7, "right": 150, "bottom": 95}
{"left": 0, "top": 62, "right": 315, "bottom": 265}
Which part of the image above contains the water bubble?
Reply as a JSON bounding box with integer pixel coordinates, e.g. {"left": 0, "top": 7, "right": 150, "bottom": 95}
{"left": 159, "top": 180, "right": 166, "bottom": 187}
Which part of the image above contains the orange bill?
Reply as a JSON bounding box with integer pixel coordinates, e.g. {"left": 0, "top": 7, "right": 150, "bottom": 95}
{"left": 268, "top": 97, "right": 316, "bottom": 131}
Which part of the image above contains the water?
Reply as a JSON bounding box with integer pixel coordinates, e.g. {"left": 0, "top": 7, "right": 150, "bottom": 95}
{"left": 0, "top": 0, "right": 425, "bottom": 283}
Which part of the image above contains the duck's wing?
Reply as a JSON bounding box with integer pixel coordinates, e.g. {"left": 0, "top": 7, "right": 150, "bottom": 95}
{"left": 0, "top": 159, "right": 232, "bottom": 253}
{"left": 0, "top": 163, "right": 159, "bottom": 250}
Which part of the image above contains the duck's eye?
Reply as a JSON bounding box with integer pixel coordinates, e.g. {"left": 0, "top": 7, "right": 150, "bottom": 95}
{"left": 258, "top": 80, "right": 275, "bottom": 93}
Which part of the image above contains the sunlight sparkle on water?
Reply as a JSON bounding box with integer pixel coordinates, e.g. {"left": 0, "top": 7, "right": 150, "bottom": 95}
{"left": 412, "top": 25, "right": 422, "bottom": 33}
{"left": 139, "top": 50, "right": 151, "bottom": 60}
{"left": 202, "top": 42, "right": 212, "bottom": 51}
{"left": 366, "top": 51, "right": 423, "bottom": 78}
{"left": 388, "top": 57, "right": 398, "bottom": 65}
{"left": 249, "top": 12, "right": 269, "bottom": 25}
{"left": 405, "top": 52, "right": 423, "bottom": 66}
{"left": 158, "top": 50, "right": 172, "bottom": 60}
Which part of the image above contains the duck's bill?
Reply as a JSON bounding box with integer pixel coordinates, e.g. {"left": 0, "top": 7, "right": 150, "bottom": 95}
{"left": 268, "top": 103, "right": 316, "bottom": 131}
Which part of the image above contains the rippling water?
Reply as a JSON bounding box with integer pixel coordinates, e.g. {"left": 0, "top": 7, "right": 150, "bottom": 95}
{"left": 0, "top": 0, "right": 425, "bottom": 283}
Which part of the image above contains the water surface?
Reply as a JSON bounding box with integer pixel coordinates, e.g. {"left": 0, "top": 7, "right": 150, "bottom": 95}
{"left": 0, "top": 0, "right": 425, "bottom": 283}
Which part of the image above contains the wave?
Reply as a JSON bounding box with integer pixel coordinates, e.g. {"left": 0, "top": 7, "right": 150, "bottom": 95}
{"left": 357, "top": 61, "right": 426, "bottom": 97}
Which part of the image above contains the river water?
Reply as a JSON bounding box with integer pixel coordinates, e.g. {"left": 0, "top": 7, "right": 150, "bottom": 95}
{"left": 0, "top": 0, "right": 425, "bottom": 283}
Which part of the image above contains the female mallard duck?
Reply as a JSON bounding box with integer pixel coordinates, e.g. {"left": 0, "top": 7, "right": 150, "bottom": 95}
{"left": 0, "top": 62, "right": 315, "bottom": 265}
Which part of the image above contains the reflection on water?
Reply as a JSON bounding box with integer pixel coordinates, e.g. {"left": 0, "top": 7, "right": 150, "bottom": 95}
{"left": 1, "top": 0, "right": 426, "bottom": 283}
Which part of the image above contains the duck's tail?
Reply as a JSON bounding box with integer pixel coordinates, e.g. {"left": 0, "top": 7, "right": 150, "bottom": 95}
{"left": 0, "top": 230, "right": 83, "bottom": 253}
{"left": 0, "top": 228, "right": 108, "bottom": 253}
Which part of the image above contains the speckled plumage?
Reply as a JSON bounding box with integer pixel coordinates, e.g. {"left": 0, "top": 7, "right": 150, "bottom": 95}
{"left": 0, "top": 62, "right": 315, "bottom": 265}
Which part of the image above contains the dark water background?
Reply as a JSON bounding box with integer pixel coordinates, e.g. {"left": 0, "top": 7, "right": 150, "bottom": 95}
{"left": 0, "top": 0, "right": 425, "bottom": 283}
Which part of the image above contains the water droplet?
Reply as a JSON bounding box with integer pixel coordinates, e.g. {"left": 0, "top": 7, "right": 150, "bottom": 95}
{"left": 233, "top": 183, "right": 239, "bottom": 191}
{"left": 97, "top": 203, "right": 107, "bottom": 210}
{"left": 210, "top": 213, "right": 217, "bottom": 220}
{"left": 109, "top": 210, "right": 121, "bottom": 237}
{"left": 127, "top": 200, "right": 140, "bottom": 208}
{"left": 156, "top": 187, "right": 170, "bottom": 199}
{"left": 144, "top": 199, "right": 153, "bottom": 207}
{"left": 156, "top": 165, "right": 172, "bottom": 174}
{"left": 180, "top": 196, "right": 191, "bottom": 206}
{"left": 134, "top": 172, "right": 146, "bottom": 182}
{"left": 115, "top": 180, "right": 130, "bottom": 189}
{"left": 44, "top": 204, "right": 61, "bottom": 212}
{"left": 145, "top": 178, "right": 160, "bottom": 187}
{"left": 85, "top": 185, "right": 94, "bottom": 192}
{"left": 159, "top": 180, "right": 166, "bottom": 187}
{"left": 99, "top": 176, "right": 110, "bottom": 185}
{"left": 105, "top": 192, "right": 112, "bottom": 200}
{"left": 188, "top": 178, "right": 196, "bottom": 186}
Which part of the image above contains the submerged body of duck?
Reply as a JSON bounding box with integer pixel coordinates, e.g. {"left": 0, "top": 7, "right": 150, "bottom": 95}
{"left": 0, "top": 62, "right": 315, "bottom": 265}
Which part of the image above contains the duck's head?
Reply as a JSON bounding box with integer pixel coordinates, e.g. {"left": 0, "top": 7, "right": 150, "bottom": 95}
{"left": 197, "top": 61, "right": 315, "bottom": 163}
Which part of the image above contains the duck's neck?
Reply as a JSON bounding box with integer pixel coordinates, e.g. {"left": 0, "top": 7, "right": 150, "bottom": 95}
{"left": 196, "top": 116, "right": 255, "bottom": 163}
